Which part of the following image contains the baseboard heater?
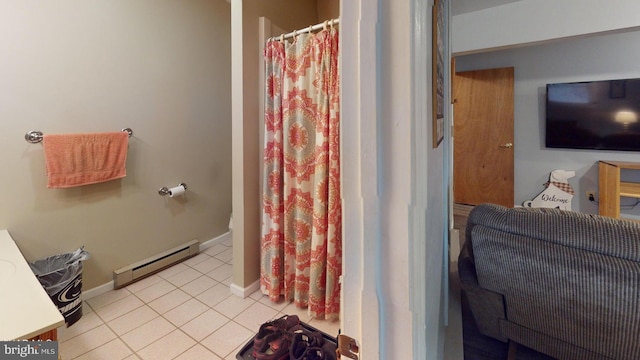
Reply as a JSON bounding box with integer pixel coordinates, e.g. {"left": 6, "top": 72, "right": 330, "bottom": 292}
{"left": 113, "top": 239, "right": 199, "bottom": 289}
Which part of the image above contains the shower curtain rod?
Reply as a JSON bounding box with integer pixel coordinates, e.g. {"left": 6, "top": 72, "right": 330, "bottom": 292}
{"left": 269, "top": 18, "right": 339, "bottom": 42}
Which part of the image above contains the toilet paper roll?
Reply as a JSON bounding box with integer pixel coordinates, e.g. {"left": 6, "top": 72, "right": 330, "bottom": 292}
{"left": 168, "top": 185, "right": 186, "bottom": 197}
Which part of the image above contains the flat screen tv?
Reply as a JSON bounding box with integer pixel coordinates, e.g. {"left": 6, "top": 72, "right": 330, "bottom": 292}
{"left": 546, "top": 77, "right": 640, "bottom": 151}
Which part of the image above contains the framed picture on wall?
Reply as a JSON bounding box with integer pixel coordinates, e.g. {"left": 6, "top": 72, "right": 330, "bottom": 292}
{"left": 432, "top": 0, "right": 446, "bottom": 148}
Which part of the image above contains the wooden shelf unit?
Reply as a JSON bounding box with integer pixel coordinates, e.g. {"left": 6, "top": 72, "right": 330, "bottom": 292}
{"left": 28, "top": 328, "right": 57, "bottom": 341}
{"left": 598, "top": 160, "right": 640, "bottom": 219}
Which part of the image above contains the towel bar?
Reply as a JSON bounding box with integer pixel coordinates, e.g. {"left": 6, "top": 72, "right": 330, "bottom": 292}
{"left": 25, "top": 128, "right": 133, "bottom": 144}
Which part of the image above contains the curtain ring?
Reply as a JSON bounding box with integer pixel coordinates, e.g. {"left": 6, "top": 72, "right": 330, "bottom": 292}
{"left": 280, "top": 34, "right": 285, "bottom": 42}
{"left": 323, "top": 20, "right": 328, "bottom": 31}
{"left": 329, "top": 19, "right": 334, "bottom": 28}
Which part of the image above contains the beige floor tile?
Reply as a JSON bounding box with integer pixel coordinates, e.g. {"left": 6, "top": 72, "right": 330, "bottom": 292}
{"left": 256, "top": 293, "right": 291, "bottom": 312}
{"left": 125, "top": 275, "right": 163, "bottom": 294}
{"left": 156, "top": 263, "right": 190, "bottom": 279}
{"left": 207, "top": 263, "right": 233, "bottom": 282}
{"left": 214, "top": 248, "right": 233, "bottom": 263}
{"left": 180, "top": 275, "right": 218, "bottom": 297}
{"left": 83, "top": 303, "right": 94, "bottom": 313}
{"left": 307, "top": 317, "right": 341, "bottom": 338}
{"left": 204, "top": 244, "right": 228, "bottom": 256}
{"left": 58, "top": 310, "right": 104, "bottom": 342}
{"left": 147, "top": 288, "right": 191, "bottom": 314}
{"left": 94, "top": 294, "right": 145, "bottom": 322}
{"left": 137, "top": 329, "right": 196, "bottom": 360}
{"left": 180, "top": 309, "right": 229, "bottom": 341}
{"left": 249, "top": 290, "right": 264, "bottom": 301}
{"left": 182, "top": 252, "right": 212, "bottom": 267}
{"left": 163, "top": 298, "right": 209, "bottom": 327}
{"left": 225, "top": 343, "right": 248, "bottom": 360}
{"left": 74, "top": 338, "right": 133, "bottom": 360}
{"left": 280, "top": 302, "right": 314, "bottom": 324}
{"left": 213, "top": 294, "right": 255, "bottom": 320}
{"left": 165, "top": 267, "right": 202, "bottom": 287}
{"left": 195, "top": 282, "right": 231, "bottom": 307}
{"left": 59, "top": 324, "right": 117, "bottom": 359}
{"left": 86, "top": 288, "right": 131, "bottom": 310}
{"left": 120, "top": 316, "right": 176, "bottom": 351}
{"left": 134, "top": 279, "right": 176, "bottom": 303}
{"left": 66, "top": 244, "right": 353, "bottom": 360}
{"left": 201, "top": 321, "right": 253, "bottom": 359}
{"left": 174, "top": 344, "right": 221, "bottom": 360}
{"left": 233, "top": 301, "right": 279, "bottom": 332}
{"left": 191, "top": 256, "right": 225, "bottom": 274}
{"left": 107, "top": 305, "right": 159, "bottom": 336}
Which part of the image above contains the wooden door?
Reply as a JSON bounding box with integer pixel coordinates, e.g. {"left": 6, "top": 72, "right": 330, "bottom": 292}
{"left": 453, "top": 67, "right": 514, "bottom": 207}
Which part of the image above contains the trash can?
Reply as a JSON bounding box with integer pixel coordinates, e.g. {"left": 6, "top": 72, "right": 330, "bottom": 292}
{"left": 29, "top": 247, "right": 90, "bottom": 327}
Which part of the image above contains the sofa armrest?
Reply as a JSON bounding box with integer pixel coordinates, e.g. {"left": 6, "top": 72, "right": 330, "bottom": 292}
{"left": 458, "top": 241, "right": 508, "bottom": 342}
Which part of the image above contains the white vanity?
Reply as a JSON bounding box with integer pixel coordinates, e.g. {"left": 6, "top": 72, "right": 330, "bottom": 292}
{"left": 0, "top": 229, "right": 64, "bottom": 340}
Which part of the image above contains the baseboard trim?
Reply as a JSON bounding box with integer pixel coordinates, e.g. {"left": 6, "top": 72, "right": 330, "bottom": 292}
{"left": 82, "top": 280, "right": 114, "bottom": 301}
{"left": 230, "top": 279, "right": 260, "bottom": 298}
{"left": 83, "top": 231, "right": 232, "bottom": 300}
{"left": 200, "top": 231, "right": 232, "bottom": 252}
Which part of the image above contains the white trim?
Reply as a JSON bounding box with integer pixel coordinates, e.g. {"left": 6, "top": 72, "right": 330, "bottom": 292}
{"left": 409, "top": 0, "right": 431, "bottom": 358}
{"left": 82, "top": 280, "right": 114, "bottom": 301}
{"left": 82, "top": 232, "right": 232, "bottom": 300}
{"left": 199, "top": 231, "right": 232, "bottom": 252}
{"left": 230, "top": 279, "right": 260, "bottom": 298}
{"left": 340, "top": 0, "right": 381, "bottom": 358}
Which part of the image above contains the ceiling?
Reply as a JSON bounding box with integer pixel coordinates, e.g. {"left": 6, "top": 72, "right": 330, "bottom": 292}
{"left": 451, "top": 0, "right": 523, "bottom": 15}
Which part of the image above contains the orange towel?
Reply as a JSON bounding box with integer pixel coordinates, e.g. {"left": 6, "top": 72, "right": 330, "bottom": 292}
{"left": 43, "top": 132, "right": 129, "bottom": 188}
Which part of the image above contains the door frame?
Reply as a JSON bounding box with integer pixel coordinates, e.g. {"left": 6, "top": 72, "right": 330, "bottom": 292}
{"left": 230, "top": 0, "right": 437, "bottom": 357}
{"left": 341, "top": 0, "right": 439, "bottom": 358}
{"left": 339, "top": 0, "right": 380, "bottom": 356}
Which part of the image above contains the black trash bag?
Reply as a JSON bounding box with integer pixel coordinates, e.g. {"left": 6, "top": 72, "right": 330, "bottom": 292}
{"left": 29, "top": 247, "right": 90, "bottom": 327}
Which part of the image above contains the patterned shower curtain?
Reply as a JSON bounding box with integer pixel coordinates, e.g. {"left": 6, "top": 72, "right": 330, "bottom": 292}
{"left": 260, "top": 27, "right": 341, "bottom": 320}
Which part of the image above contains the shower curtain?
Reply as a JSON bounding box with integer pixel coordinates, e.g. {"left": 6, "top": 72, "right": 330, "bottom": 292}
{"left": 260, "top": 26, "right": 341, "bottom": 320}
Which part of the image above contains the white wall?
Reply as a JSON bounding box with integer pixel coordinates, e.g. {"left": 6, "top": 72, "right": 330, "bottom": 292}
{"left": 453, "top": 0, "right": 640, "bottom": 55}
{"left": 409, "top": 0, "right": 449, "bottom": 357}
{"left": 0, "top": 0, "right": 232, "bottom": 288}
{"left": 456, "top": 29, "right": 640, "bottom": 217}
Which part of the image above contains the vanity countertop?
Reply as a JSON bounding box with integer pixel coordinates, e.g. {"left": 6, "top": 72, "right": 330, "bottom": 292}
{"left": 0, "top": 229, "right": 64, "bottom": 340}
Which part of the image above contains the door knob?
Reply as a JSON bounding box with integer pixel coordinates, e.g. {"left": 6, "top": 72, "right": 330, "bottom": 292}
{"left": 499, "top": 142, "right": 513, "bottom": 148}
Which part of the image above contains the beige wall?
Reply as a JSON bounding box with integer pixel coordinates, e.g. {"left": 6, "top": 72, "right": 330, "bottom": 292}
{"left": 317, "top": 0, "right": 340, "bottom": 21}
{"left": 0, "top": 0, "right": 232, "bottom": 289}
{"left": 231, "top": 0, "right": 318, "bottom": 290}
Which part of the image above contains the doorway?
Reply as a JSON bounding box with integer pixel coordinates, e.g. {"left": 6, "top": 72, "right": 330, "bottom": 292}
{"left": 453, "top": 66, "right": 515, "bottom": 208}
{"left": 257, "top": 15, "right": 342, "bottom": 320}
{"left": 451, "top": 65, "right": 515, "bottom": 253}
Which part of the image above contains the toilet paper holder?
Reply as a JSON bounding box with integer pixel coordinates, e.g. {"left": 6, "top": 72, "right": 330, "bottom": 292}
{"left": 158, "top": 183, "right": 187, "bottom": 196}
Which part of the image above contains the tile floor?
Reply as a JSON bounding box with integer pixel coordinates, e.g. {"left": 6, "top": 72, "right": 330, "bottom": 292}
{"left": 58, "top": 239, "right": 340, "bottom": 360}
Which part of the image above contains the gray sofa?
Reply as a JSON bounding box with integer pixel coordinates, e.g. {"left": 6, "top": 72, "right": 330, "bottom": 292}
{"left": 458, "top": 203, "right": 640, "bottom": 360}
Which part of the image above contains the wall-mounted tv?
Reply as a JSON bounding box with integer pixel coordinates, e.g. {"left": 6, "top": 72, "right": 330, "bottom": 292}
{"left": 546, "top": 77, "right": 640, "bottom": 151}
